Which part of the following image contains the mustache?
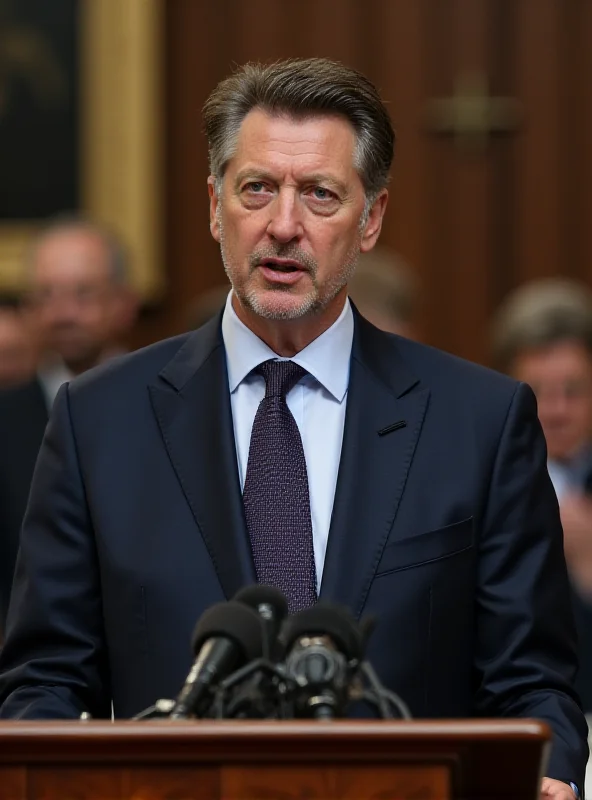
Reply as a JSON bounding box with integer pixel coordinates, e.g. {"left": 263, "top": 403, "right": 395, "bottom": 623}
{"left": 249, "top": 245, "right": 317, "bottom": 275}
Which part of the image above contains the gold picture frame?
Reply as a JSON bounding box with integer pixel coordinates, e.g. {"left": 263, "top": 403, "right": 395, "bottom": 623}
{"left": 0, "top": 0, "right": 164, "bottom": 300}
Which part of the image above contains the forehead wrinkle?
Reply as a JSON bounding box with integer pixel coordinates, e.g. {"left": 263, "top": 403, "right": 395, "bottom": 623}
{"left": 239, "top": 140, "right": 355, "bottom": 170}
{"left": 251, "top": 135, "right": 340, "bottom": 155}
{"left": 235, "top": 140, "right": 350, "bottom": 167}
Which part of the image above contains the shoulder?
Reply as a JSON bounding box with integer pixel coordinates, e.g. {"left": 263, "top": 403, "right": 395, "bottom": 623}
{"left": 395, "top": 335, "right": 519, "bottom": 399}
{"left": 72, "top": 311, "right": 224, "bottom": 398}
{"left": 355, "top": 312, "right": 521, "bottom": 408}
{"left": 55, "top": 332, "right": 199, "bottom": 438}
{"left": 392, "top": 335, "right": 539, "bottom": 444}
{"left": 355, "top": 317, "right": 535, "bottom": 442}
{"left": 64, "top": 314, "right": 223, "bottom": 415}
{"left": 387, "top": 336, "right": 542, "bottom": 468}
{"left": 69, "top": 333, "right": 193, "bottom": 397}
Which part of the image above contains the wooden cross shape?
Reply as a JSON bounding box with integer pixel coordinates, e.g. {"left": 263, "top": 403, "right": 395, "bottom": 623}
{"left": 425, "top": 72, "right": 522, "bottom": 153}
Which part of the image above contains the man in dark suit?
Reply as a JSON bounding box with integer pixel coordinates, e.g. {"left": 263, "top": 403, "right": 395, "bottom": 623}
{"left": 0, "top": 378, "right": 48, "bottom": 632}
{"left": 0, "top": 59, "right": 586, "bottom": 799}
{"left": 0, "top": 218, "right": 137, "bottom": 630}
{"left": 0, "top": 295, "right": 37, "bottom": 390}
{"left": 492, "top": 279, "right": 592, "bottom": 716}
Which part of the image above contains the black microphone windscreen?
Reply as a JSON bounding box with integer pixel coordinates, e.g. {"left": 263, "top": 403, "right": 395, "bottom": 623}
{"left": 280, "top": 601, "right": 364, "bottom": 660}
{"left": 191, "top": 601, "right": 264, "bottom": 662}
{"left": 234, "top": 585, "right": 289, "bottom": 621}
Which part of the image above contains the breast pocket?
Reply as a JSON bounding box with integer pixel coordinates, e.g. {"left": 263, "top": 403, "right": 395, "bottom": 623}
{"left": 374, "top": 517, "right": 474, "bottom": 577}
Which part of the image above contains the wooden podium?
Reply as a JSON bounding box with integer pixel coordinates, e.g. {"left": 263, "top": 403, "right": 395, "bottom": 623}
{"left": 0, "top": 719, "right": 550, "bottom": 800}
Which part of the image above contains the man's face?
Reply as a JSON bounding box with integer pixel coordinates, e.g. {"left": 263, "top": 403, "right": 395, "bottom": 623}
{"left": 208, "top": 109, "right": 386, "bottom": 323}
{"left": 27, "top": 229, "right": 122, "bottom": 371}
{"left": 512, "top": 340, "right": 592, "bottom": 461}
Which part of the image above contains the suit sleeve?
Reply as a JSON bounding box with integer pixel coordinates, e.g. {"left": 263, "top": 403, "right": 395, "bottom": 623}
{"left": 475, "top": 381, "right": 589, "bottom": 786}
{"left": 0, "top": 383, "right": 111, "bottom": 719}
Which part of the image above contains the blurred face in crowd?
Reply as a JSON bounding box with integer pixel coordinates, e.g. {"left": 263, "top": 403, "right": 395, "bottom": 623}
{"left": 0, "top": 307, "right": 37, "bottom": 388}
{"left": 511, "top": 339, "right": 592, "bottom": 461}
{"left": 349, "top": 299, "right": 414, "bottom": 337}
{"left": 27, "top": 228, "right": 130, "bottom": 374}
{"left": 208, "top": 109, "right": 386, "bottom": 336}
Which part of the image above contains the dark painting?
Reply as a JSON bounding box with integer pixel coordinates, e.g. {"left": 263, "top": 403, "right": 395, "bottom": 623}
{"left": 0, "top": 0, "right": 79, "bottom": 218}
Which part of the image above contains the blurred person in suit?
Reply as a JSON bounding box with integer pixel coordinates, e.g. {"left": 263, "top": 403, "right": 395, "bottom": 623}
{"left": 0, "top": 59, "right": 585, "bottom": 799}
{"left": 347, "top": 246, "right": 419, "bottom": 338}
{"left": 0, "top": 294, "right": 37, "bottom": 389}
{"left": 185, "top": 284, "right": 234, "bottom": 330}
{"left": 492, "top": 278, "right": 592, "bottom": 712}
{"left": 0, "top": 217, "right": 138, "bottom": 633}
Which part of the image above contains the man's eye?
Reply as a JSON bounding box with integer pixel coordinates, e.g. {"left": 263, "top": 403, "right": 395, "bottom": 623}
{"left": 312, "top": 186, "right": 332, "bottom": 200}
{"left": 246, "top": 182, "right": 265, "bottom": 193}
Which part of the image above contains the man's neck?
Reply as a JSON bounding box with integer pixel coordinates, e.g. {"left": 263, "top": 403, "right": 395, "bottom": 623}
{"left": 231, "top": 292, "right": 347, "bottom": 357}
{"left": 552, "top": 443, "right": 592, "bottom": 469}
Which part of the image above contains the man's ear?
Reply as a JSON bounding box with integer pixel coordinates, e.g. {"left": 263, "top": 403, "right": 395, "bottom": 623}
{"left": 360, "top": 190, "right": 389, "bottom": 253}
{"left": 208, "top": 176, "right": 221, "bottom": 242}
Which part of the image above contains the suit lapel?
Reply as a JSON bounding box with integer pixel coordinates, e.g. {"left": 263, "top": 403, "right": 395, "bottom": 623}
{"left": 148, "top": 317, "right": 256, "bottom": 599}
{"left": 320, "top": 314, "right": 429, "bottom": 617}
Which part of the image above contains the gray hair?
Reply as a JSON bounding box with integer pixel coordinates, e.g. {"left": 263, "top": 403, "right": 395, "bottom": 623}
{"left": 203, "top": 58, "right": 395, "bottom": 204}
{"left": 491, "top": 279, "right": 592, "bottom": 369}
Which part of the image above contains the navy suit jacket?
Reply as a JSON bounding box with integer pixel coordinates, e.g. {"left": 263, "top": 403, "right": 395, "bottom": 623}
{"left": 0, "top": 312, "right": 587, "bottom": 786}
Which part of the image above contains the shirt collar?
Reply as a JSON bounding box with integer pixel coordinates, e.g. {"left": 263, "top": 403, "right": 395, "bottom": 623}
{"left": 221, "top": 291, "right": 353, "bottom": 402}
{"left": 37, "top": 359, "right": 74, "bottom": 409}
{"left": 549, "top": 443, "right": 592, "bottom": 483}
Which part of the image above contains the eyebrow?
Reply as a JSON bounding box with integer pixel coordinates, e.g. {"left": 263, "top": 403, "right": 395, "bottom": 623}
{"left": 234, "top": 169, "right": 348, "bottom": 196}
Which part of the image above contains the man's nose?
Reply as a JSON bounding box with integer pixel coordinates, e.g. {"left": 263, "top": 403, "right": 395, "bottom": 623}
{"left": 266, "top": 190, "right": 303, "bottom": 243}
{"left": 42, "top": 292, "right": 83, "bottom": 322}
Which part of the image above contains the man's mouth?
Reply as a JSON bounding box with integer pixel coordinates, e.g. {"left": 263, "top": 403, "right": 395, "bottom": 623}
{"left": 259, "top": 259, "right": 304, "bottom": 273}
{"left": 257, "top": 259, "right": 308, "bottom": 285}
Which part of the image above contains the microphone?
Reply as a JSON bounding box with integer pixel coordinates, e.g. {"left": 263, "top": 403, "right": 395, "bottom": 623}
{"left": 234, "top": 585, "right": 289, "bottom": 660}
{"left": 169, "top": 600, "right": 264, "bottom": 719}
{"left": 280, "top": 601, "right": 364, "bottom": 720}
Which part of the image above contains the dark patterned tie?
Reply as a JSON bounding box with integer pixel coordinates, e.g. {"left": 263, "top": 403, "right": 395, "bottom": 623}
{"left": 243, "top": 359, "right": 317, "bottom": 613}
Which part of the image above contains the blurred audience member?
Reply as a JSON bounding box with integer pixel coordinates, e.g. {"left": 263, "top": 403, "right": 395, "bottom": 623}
{"left": 0, "top": 217, "right": 138, "bottom": 634}
{"left": 185, "top": 283, "right": 230, "bottom": 330}
{"left": 0, "top": 295, "right": 37, "bottom": 388}
{"left": 25, "top": 217, "right": 138, "bottom": 401}
{"left": 348, "top": 246, "right": 419, "bottom": 337}
{"left": 492, "top": 278, "right": 592, "bottom": 710}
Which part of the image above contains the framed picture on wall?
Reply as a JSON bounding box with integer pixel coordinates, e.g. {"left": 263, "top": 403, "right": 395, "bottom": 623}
{"left": 0, "top": 0, "right": 164, "bottom": 301}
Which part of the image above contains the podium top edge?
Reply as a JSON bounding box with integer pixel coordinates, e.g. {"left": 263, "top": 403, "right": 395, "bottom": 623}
{"left": 0, "top": 719, "right": 552, "bottom": 767}
{"left": 0, "top": 718, "right": 551, "bottom": 741}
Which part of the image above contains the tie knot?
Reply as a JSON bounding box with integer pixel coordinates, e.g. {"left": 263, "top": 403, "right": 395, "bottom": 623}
{"left": 258, "top": 359, "right": 306, "bottom": 398}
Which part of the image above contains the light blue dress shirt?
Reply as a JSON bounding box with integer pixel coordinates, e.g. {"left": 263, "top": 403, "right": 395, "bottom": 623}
{"left": 548, "top": 446, "right": 592, "bottom": 502}
{"left": 221, "top": 291, "right": 353, "bottom": 590}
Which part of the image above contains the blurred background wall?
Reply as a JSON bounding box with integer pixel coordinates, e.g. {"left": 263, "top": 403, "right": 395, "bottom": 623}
{"left": 1, "top": 0, "right": 591, "bottom": 366}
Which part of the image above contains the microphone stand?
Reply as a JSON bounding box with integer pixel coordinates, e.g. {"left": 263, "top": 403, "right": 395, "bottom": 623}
{"left": 132, "top": 698, "right": 176, "bottom": 720}
{"left": 131, "top": 659, "right": 411, "bottom": 721}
